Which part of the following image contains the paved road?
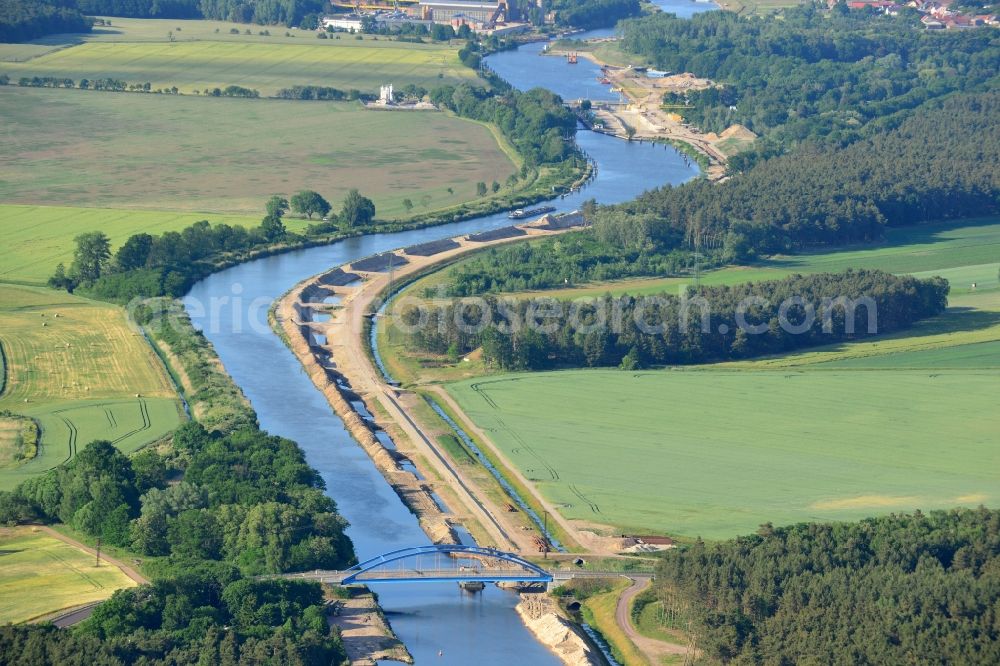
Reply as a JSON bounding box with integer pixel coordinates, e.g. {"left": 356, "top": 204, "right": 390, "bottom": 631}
{"left": 49, "top": 602, "right": 101, "bottom": 628}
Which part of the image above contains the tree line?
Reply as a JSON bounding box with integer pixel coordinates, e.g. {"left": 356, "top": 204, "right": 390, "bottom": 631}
{"left": 12, "top": 74, "right": 348, "bottom": 99}
{"left": 618, "top": 5, "right": 1000, "bottom": 145}
{"left": 400, "top": 269, "right": 949, "bottom": 370}
{"left": 275, "top": 85, "right": 368, "bottom": 101}
{"left": 650, "top": 508, "right": 1000, "bottom": 663}
{"left": 76, "top": 0, "right": 326, "bottom": 25}
{"left": 439, "top": 89, "right": 999, "bottom": 295}
{"left": 551, "top": 0, "right": 641, "bottom": 30}
{"left": 49, "top": 190, "right": 374, "bottom": 300}
{"left": 0, "top": 0, "right": 335, "bottom": 38}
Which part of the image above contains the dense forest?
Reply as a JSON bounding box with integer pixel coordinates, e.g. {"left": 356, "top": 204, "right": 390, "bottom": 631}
{"left": 616, "top": 90, "right": 1000, "bottom": 246}
{"left": 75, "top": 0, "right": 326, "bottom": 24}
{"left": 443, "top": 90, "right": 999, "bottom": 295}
{"left": 76, "top": 0, "right": 202, "bottom": 18}
{"left": 0, "top": 0, "right": 328, "bottom": 27}
{"left": 552, "top": 0, "right": 641, "bottom": 30}
{"left": 652, "top": 508, "right": 1000, "bottom": 663}
{"left": 401, "top": 270, "right": 949, "bottom": 369}
{"left": 197, "top": 0, "right": 326, "bottom": 24}
{"left": 0, "top": 0, "right": 91, "bottom": 42}
{"left": 619, "top": 5, "right": 1000, "bottom": 144}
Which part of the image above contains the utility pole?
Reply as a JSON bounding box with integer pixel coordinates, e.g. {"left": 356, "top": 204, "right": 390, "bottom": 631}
{"left": 95, "top": 537, "right": 101, "bottom": 567}
{"left": 543, "top": 511, "right": 549, "bottom": 559}
{"left": 387, "top": 252, "right": 394, "bottom": 299}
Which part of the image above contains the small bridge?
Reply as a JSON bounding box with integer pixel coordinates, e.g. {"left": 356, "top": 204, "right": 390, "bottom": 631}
{"left": 565, "top": 98, "right": 629, "bottom": 110}
{"left": 276, "top": 545, "right": 655, "bottom": 586}
{"left": 282, "top": 544, "right": 554, "bottom": 585}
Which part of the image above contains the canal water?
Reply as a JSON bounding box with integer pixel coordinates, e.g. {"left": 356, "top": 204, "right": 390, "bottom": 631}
{"left": 185, "top": 2, "right": 713, "bottom": 662}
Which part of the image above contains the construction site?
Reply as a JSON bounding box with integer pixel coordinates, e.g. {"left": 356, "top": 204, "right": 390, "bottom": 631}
{"left": 553, "top": 47, "right": 757, "bottom": 181}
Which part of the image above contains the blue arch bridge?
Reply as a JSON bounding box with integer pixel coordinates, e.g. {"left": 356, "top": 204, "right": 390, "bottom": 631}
{"left": 277, "top": 545, "right": 635, "bottom": 586}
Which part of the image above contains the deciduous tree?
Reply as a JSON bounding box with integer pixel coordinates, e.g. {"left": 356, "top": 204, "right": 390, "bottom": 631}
{"left": 290, "top": 190, "right": 331, "bottom": 219}
{"left": 340, "top": 189, "right": 375, "bottom": 227}
{"left": 71, "top": 231, "right": 111, "bottom": 282}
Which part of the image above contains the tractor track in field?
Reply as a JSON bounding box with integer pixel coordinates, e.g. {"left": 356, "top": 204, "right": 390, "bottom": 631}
{"left": 569, "top": 484, "right": 601, "bottom": 514}
{"left": 111, "top": 399, "right": 151, "bottom": 444}
{"left": 50, "top": 399, "right": 152, "bottom": 467}
{"left": 470, "top": 381, "right": 500, "bottom": 409}
{"left": 495, "top": 415, "right": 560, "bottom": 481}
{"left": 0, "top": 340, "right": 8, "bottom": 398}
{"left": 56, "top": 416, "right": 78, "bottom": 465}
{"left": 473, "top": 381, "right": 561, "bottom": 481}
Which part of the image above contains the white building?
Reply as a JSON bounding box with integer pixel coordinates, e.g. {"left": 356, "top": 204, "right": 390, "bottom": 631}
{"left": 321, "top": 14, "right": 365, "bottom": 31}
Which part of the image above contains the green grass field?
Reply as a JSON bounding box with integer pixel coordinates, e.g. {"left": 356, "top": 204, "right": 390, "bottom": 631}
{"left": 446, "top": 366, "right": 1000, "bottom": 540}
{"left": 0, "top": 17, "right": 478, "bottom": 95}
{"left": 0, "top": 87, "right": 515, "bottom": 218}
{"left": 0, "top": 205, "right": 267, "bottom": 286}
{"left": 0, "top": 284, "right": 183, "bottom": 489}
{"left": 436, "top": 223, "right": 1000, "bottom": 540}
{"left": 0, "top": 526, "right": 137, "bottom": 623}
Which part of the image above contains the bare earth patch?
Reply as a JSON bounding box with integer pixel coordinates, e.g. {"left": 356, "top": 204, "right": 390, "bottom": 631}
{"left": 810, "top": 495, "right": 920, "bottom": 511}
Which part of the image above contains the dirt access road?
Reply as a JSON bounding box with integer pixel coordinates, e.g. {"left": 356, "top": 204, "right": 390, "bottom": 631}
{"left": 615, "top": 576, "right": 692, "bottom": 664}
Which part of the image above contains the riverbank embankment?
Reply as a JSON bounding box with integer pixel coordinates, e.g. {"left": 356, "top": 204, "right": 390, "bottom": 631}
{"left": 272, "top": 215, "right": 587, "bottom": 552}
{"left": 272, "top": 214, "right": 607, "bottom": 665}
{"left": 328, "top": 588, "right": 414, "bottom": 666}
